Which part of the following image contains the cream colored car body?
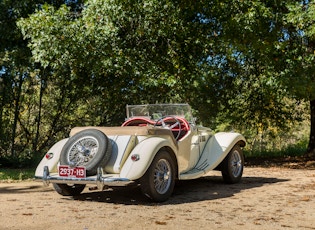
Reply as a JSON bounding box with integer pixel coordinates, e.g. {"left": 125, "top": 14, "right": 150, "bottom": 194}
{"left": 35, "top": 104, "right": 245, "bottom": 193}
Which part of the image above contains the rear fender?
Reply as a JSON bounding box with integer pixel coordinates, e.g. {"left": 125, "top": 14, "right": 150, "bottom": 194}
{"left": 120, "top": 137, "right": 177, "bottom": 180}
{"left": 35, "top": 138, "right": 69, "bottom": 177}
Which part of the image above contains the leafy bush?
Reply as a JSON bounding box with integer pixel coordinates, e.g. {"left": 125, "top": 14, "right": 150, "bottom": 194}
{"left": 0, "top": 168, "right": 34, "bottom": 181}
{"left": 0, "top": 151, "right": 42, "bottom": 168}
{"left": 245, "top": 138, "right": 308, "bottom": 158}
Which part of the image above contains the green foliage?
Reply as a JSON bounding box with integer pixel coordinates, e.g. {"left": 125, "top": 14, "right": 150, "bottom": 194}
{"left": 281, "top": 1, "right": 315, "bottom": 101}
{"left": 0, "top": 168, "right": 35, "bottom": 181}
{"left": 0, "top": 0, "right": 92, "bottom": 162}
{"left": 1, "top": 0, "right": 315, "bottom": 168}
{"left": 245, "top": 138, "right": 308, "bottom": 158}
{"left": 18, "top": 0, "right": 208, "bottom": 100}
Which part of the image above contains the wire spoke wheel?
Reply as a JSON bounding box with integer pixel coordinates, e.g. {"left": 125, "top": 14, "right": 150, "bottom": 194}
{"left": 230, "top": 149, "right": 243, "bottom": 178}
{"left": 154, "top": 159, "right": 172, "bottom": 194}
{"left": 67, "top": 136, "right": 99, "bottom": 167}
{"left": 221, "top": 145, "right": 244, "bottom": 184}
{"left": 60, "top": 129, "right": 112, "bottom": 176}
{"left": 140, "top": 150, "right": 176, "bottom": 202}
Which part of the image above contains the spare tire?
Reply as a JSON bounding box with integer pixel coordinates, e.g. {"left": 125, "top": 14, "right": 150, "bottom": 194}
{"left": 60, "top": 129, "right": 112, "bottom": 176}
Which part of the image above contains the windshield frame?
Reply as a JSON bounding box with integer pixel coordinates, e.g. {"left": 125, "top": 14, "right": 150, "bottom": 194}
{"left": 126, "top": 104, "right": 195, "bottom": 124}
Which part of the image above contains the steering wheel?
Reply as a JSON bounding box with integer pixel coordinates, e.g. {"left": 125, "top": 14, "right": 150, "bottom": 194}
{"left": 154, "top": 116, "right": 182, "bottom": 140}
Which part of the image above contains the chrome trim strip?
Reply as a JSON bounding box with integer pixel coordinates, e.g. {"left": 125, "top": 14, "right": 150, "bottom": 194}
{"left": 36, "top": 166, "right": 133, "bottom": 188}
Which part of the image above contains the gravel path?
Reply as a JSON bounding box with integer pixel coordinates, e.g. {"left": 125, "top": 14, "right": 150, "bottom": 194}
{"left": 0, "top": 167, "right": 314, "bottom": 230}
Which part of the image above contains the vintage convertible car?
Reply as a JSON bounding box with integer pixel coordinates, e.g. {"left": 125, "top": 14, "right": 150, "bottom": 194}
{"left": 35, "top": 104, "right": 246, "bottom": 202}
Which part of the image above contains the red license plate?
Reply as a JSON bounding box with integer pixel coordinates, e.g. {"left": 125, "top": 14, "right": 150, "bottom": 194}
{"left": 58, "top": 165, "right": 86, "bottom": 178}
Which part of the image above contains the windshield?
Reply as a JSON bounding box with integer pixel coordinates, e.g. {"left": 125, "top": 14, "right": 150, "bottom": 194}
{"left": 126, "top": 104, "right": 194, "bottom": 123}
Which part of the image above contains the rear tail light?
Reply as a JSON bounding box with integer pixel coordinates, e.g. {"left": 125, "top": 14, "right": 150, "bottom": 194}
{"left": 131, "top": 154, "right": 140, "bottom": 161}
{"left": 45, "top": 152, "right": 54, "bottom": 159}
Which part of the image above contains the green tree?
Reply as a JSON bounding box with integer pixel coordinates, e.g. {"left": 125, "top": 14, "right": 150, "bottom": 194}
{"left": 18, "top": 0, "right": 212, "bottom": 121}
{"left": 0, "top": 0, "right": 86, "bottom": 164}
{"left": 279, "top": 1, "right": 315, "bottom": 155}
{"left": 16, "top": 0, "right": 311, "bottom": 160}
{"left": 190, "top": 1, "right": 302, "bottom": 139}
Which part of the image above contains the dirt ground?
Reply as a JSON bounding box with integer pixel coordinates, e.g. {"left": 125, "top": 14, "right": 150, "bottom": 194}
{"left": 0, "top": 165, "right": 315, "bottom": 230}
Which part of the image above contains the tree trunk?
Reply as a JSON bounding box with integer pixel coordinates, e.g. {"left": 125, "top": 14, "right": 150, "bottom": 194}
{"left": 307, "top": 99, "right": 315, "bottom": 156}
{"left": 11, "top": 73, "right": 24, "bottom": 157}
{"left": 33, "top": 71, "right": 46, "bottom": 153}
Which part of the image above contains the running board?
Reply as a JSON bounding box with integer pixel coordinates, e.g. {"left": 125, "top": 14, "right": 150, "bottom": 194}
{"left": 179, "top": 160, "right": 217, "bottom": 180}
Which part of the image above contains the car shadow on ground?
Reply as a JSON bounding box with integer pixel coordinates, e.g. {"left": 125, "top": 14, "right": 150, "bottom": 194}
{"left": 0, "top": 184, "right": 52, "bottom": 194}
{"left": 71, "top": 175, "right": 289, "bottom": 205}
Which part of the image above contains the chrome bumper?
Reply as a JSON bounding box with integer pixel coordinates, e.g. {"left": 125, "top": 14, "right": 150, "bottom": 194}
{"left": 35, "top": 166, "right": 133, "bottom": 190}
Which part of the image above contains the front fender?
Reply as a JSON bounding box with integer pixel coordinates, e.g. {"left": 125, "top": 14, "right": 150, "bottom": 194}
{"left": 179, "top": 132, "right": 246, "bottom": 180}
{"left": 120, "top": 137, "right": 177, "bottom": 180}
{"left": 198, "top": 132, "right": 245, "bottom": 169}
{"left": 215, "top": 132, "right": 246, "bottom": 151}
{"left": 35, "top": 138, "right": 68, "bottom": 177}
